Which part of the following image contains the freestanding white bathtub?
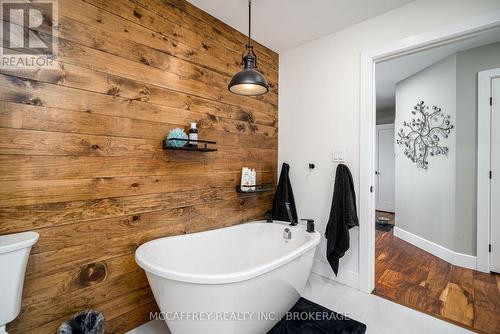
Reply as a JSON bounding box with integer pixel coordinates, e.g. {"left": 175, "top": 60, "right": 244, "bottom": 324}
{"left": 135, "top": 220, "right": 320, "bottom": 334}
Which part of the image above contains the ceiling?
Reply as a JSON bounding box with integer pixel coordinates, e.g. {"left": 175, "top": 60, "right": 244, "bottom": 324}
{"left": 376, "top": 28, "right": 500, "bottom": 113}
{"left": 187, "top": 0, "right": 415, "bottom": 53}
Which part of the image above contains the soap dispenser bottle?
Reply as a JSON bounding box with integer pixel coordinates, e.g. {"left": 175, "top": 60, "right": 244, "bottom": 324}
{"left": 189, "top": 122, "right": 198, "bottom": 147}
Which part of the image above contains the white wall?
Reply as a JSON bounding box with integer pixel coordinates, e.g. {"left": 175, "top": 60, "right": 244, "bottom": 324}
{"left": 395, "top": 55, "right": 457, "bottom": 252}
{"left": 278, "top": 0, "right": 500, "bottom": 287}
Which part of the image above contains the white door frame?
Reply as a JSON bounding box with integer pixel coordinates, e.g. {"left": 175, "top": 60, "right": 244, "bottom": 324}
{"left": 375, "top": 123, "right": 395, "bottom": 213}
{"left": 477, "top": 68, "right": 500, "bottom": 273}
{"left": 359, "top": 10, "right": 500, "bottom": 293}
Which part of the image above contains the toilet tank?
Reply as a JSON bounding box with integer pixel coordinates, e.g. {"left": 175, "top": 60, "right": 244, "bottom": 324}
{"left": 0, "top": 232, "right": 39, "bottom": 325}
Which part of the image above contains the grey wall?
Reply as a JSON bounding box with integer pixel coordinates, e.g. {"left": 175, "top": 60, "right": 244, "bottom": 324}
{"left": 395, "top": 55, "right": 457, "bottom": 252}
{"left": 454, "top": 42, "right": 500, "bottom": 255}
{"left": 377, "top": 108, "right": 396, "bottom": 125}
{"left": 395, "top": 42, "right": 500, "bottom": 256}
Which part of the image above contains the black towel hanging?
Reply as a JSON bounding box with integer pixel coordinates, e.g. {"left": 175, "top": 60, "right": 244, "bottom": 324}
{"left": 325, "top": 163, "right": 359, "bottom": 275}
{"left": 272, "top": 163, "right": 298, "bottom": 223}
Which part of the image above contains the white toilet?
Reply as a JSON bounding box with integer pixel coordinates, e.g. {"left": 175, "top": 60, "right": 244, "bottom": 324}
{"left": 0, "top": 231, "right": 39, "bottom": 334}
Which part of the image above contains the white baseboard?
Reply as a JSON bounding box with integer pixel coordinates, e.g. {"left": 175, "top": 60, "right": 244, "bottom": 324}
{"left": 393, "top": 227, "right": 477, "bottom": 270}
{"left": 311, "top": 259, "right": 360, "bottom": 289}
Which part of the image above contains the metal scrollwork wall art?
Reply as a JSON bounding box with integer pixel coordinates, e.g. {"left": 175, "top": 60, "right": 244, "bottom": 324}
{"left": 397, "top": 101, "right": 454, "bottom": 169}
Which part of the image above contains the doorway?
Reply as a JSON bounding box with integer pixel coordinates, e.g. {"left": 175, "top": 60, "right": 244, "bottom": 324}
{"left": 375, "top": 124, "right": 395, "bottom": 213}
{"left": 359, "top": 11, "right": 500, "bottom": 334}
{"left": 478, "top": 68, "right": 500, "bottom": 274}
{"left": 359, "top": 10, "right": 500, "bottom": 293}
{"left": 373, "top": 36, "right": 500, "bottom": 333}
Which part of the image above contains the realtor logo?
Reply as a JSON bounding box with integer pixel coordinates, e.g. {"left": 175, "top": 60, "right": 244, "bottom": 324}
{"left": 0, "top": 0, "right": 58, "bottom": 68}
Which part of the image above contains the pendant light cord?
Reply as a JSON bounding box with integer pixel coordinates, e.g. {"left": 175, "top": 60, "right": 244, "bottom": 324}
{"left": 246, "top": 0, "right": 257, "bottom": 68}
{"left": 247, "top": 0, "right": 252, "bottom": 49}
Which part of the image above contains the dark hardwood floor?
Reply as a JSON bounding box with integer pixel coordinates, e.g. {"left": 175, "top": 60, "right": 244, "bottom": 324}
{"left": 374, "top": 211, "right": 500, "bottom": 334}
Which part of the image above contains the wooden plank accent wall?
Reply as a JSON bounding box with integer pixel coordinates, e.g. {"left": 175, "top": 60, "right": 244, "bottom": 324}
{"left": 0, "top": 0, "right": 278, "bottom": 332}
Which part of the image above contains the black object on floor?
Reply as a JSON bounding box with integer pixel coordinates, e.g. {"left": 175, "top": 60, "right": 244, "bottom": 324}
{"left": 376, "top": 222, "right": 394, "bottom": 232}
{"left": 267, "top": 297, "right": 367, "bottom": 334}
{"left": 58, "top": 310, "right": 105, "bottom": 334}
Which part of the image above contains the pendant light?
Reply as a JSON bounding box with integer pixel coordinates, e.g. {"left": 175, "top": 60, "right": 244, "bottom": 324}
{"left": 228, "top": 0, "right": 269, "bottom": 96}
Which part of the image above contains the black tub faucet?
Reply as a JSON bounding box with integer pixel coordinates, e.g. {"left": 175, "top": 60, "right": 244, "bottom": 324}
{"left": 266, "top": 210, "right": 273, "bottom": 223}
{"left": 285, "top": 202, "right": 297, "bottom": 226}
{"left": 301, "top": 219, "right": 315, "bottom": 233}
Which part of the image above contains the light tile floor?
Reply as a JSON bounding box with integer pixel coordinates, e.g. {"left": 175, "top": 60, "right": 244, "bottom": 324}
{"left": 127, "top": 273, "right": 472, "bottom": 334}
{"left": 126, "top": 319, "right": 170, "bottom": 334}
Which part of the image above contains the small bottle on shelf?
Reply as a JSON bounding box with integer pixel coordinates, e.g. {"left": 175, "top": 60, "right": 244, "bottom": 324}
{"left": 251, "top": 169, "right": 256, "bottom": 190}
{"left": 241, "top": 167, "right": 251, "bottom": 191}
{"left": 188, "top": 122, "right": 198, "bottom": 147}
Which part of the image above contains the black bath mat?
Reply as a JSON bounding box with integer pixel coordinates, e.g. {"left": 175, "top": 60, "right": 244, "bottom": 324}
{"left": 267, "top": 297, "right": 366, "bottom": 334}
{"left": 376, "top": 221, "right": 394, "bottom": 232}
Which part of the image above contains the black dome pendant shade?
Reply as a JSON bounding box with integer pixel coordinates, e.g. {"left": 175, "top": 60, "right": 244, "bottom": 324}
{"left": 228, "top": 0, "right": 269, "bottom": 96}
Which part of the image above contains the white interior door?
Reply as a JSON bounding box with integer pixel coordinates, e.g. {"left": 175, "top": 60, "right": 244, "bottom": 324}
{"left": 375, "top": 124, "right": 395, "bottom": 212}
{"left": 491, "top": 77, "right": 500, "bottom": 273}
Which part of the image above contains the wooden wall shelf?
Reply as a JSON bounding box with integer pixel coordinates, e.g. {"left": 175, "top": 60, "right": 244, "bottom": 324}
{"left": 236, "top": 184, "right": 273, "bottom": 193}
{"left": 163, "top": 138, "right": 217, "bottom": 152}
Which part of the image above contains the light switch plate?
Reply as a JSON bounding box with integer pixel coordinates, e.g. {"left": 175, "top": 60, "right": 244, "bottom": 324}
{"left": 332, "top": 149, "right": 345, "bottom": 162}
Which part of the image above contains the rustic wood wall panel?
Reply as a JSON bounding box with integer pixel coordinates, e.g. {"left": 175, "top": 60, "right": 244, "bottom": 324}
{"left": 0, "top": 0, "right": 278, "bottom": 332}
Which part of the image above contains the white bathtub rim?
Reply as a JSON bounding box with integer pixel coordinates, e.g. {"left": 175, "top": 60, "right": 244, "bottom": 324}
{"left": 135, "top": 221, "right": 321, "bottom": 285}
